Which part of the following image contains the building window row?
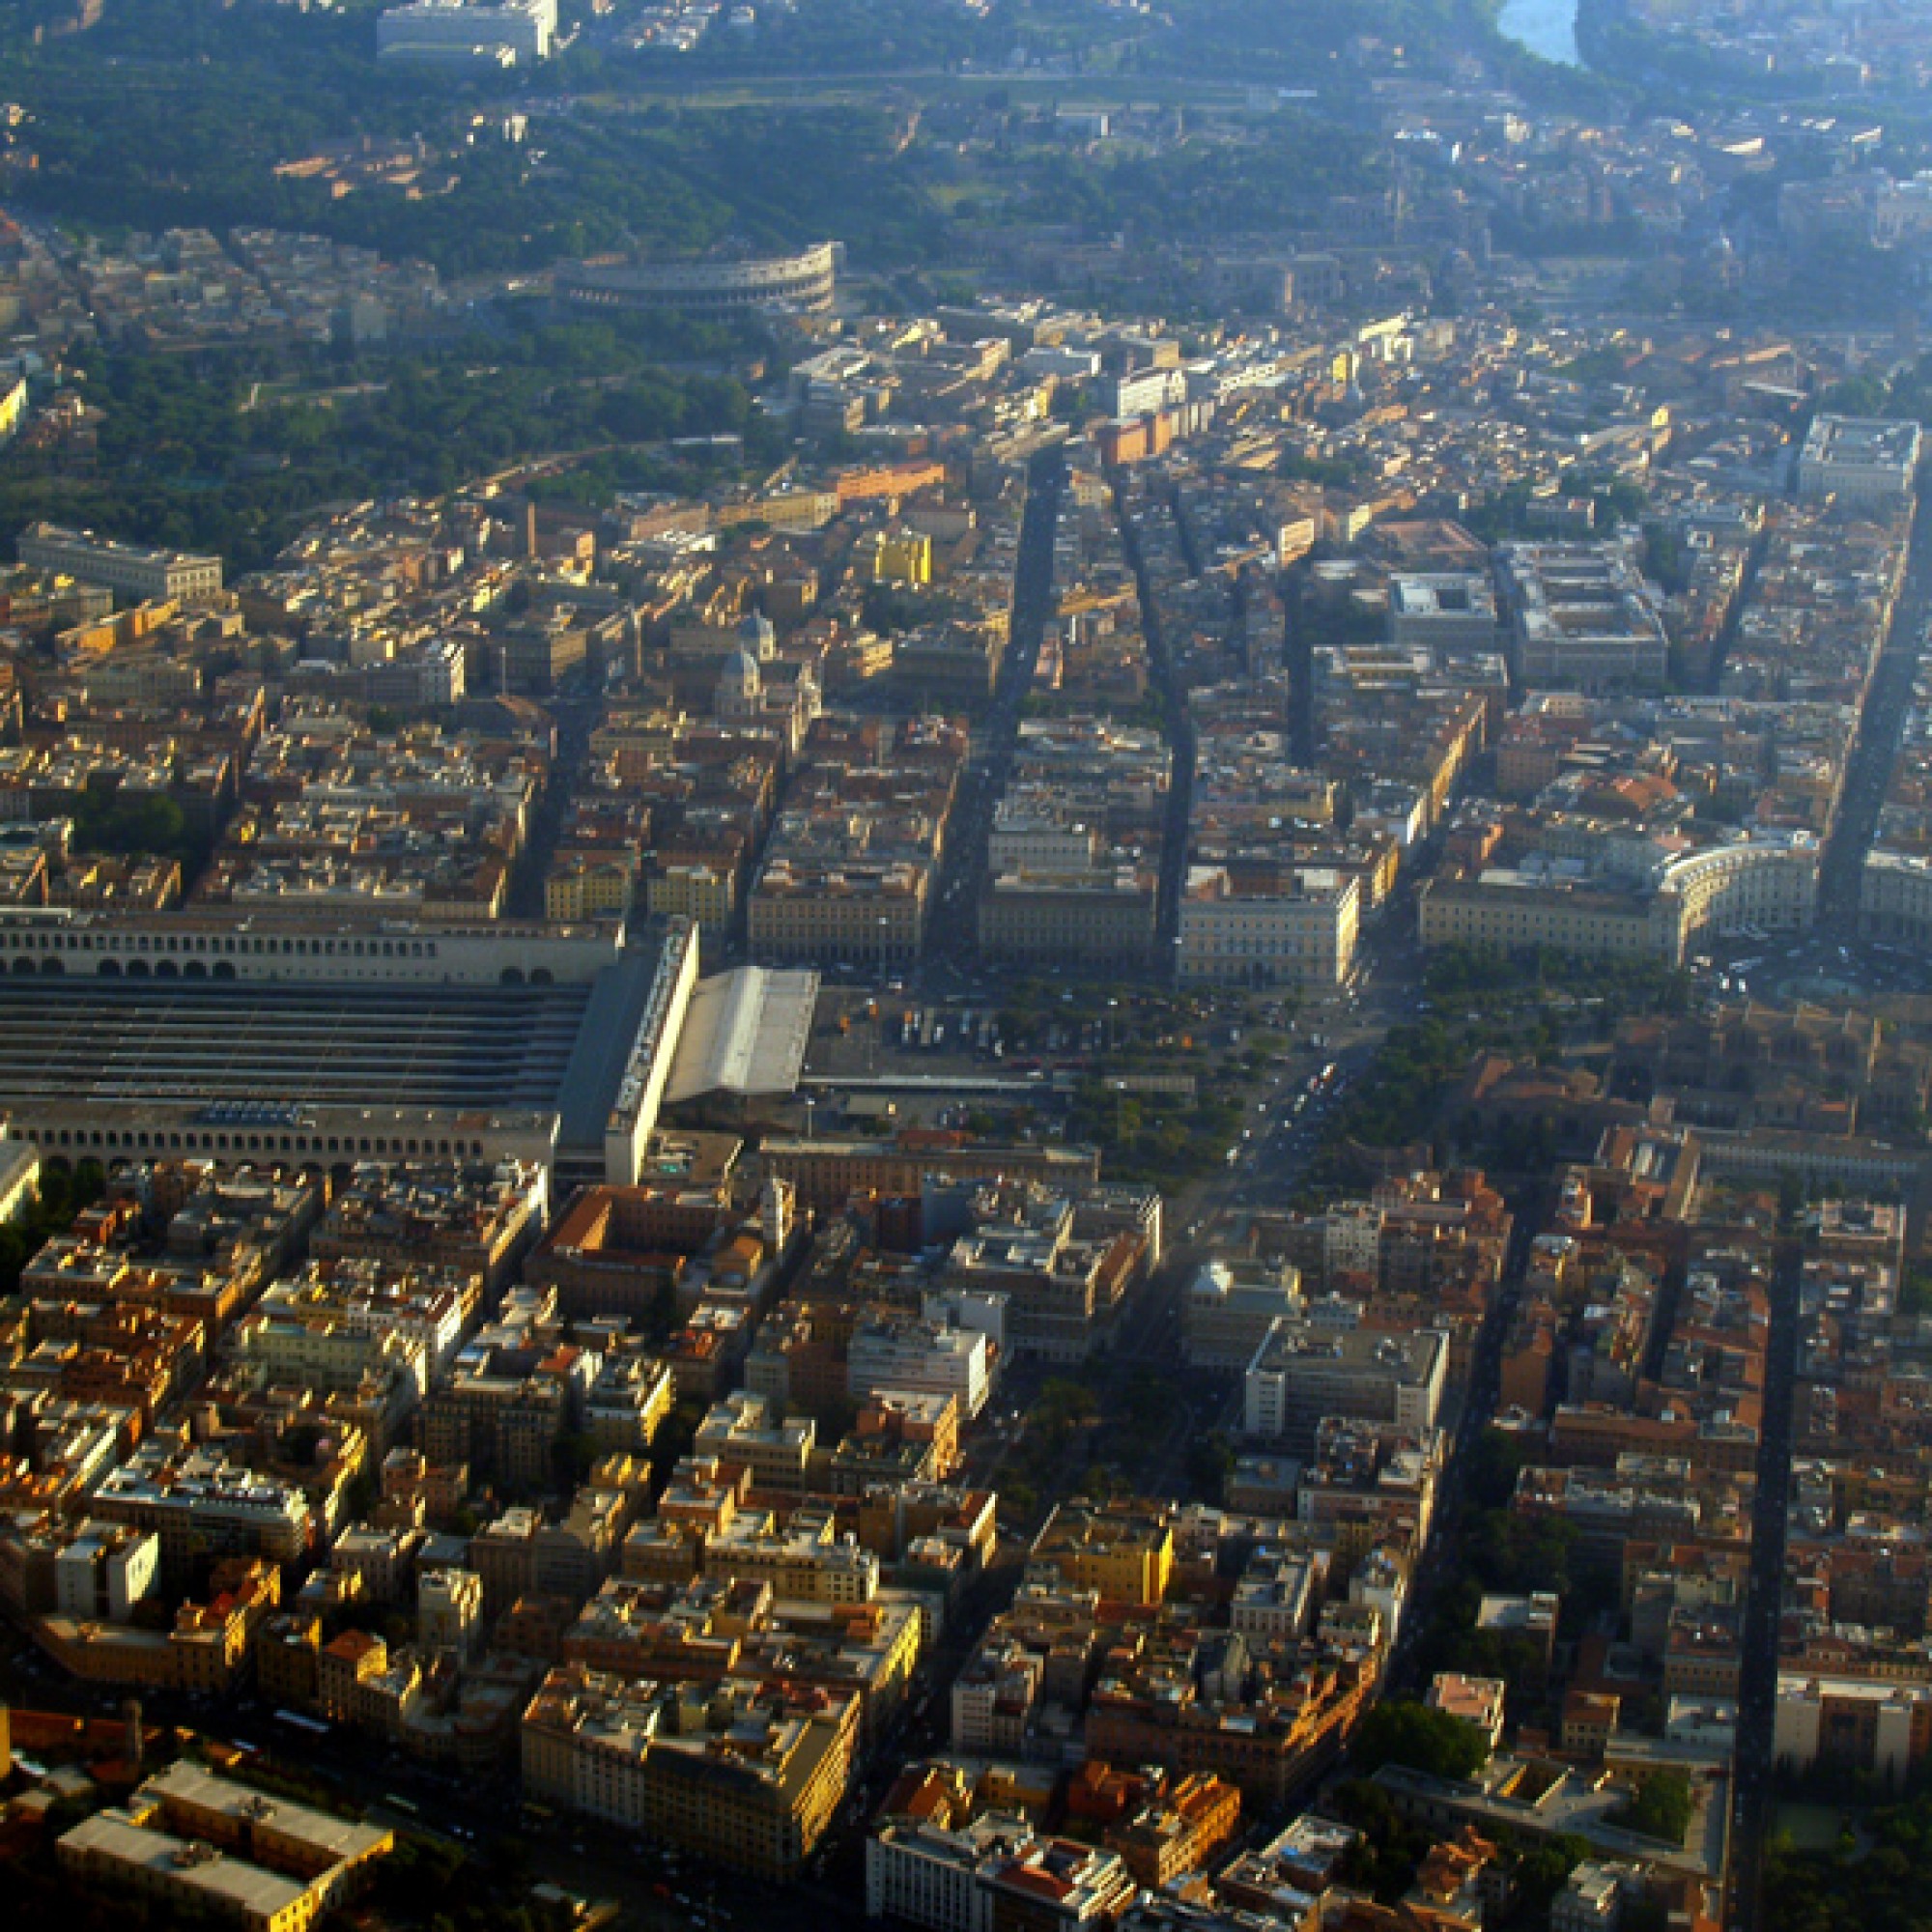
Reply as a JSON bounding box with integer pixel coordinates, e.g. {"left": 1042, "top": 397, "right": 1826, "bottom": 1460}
{"left": 29, "top": 1123, "right": 491, "bottom": 1159}
{"left": 4, "top": 928, "right": 441, "bottom": 959}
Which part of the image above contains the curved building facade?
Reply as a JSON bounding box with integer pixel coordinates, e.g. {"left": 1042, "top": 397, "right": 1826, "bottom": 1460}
{"left": 1662, "top": 834, "right": 1819, "bottom": 949}
{"left": 1420, "top": 833, "right": 1818, "bottom": 967}
{"left": 1861, "top": 849, "right": 1932, "bottom": 943}
{"left": 558, "top": 244, "right": 838, "bottom": 315}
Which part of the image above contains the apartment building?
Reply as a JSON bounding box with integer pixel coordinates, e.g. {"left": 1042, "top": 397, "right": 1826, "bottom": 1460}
{"left": 89, "top": 1439, "right": 315, "bottom": 1582}
{"left": 59, "top": 1762, "right": 392, "bottom": 1932}
{"left": 750, "top": 857, "right": 929, "bottom": 964}
{"left": 1028, "top": 1501, "right": 1174, "bottom": 1607}
{"left": 867, "top": 1814, "right": 1036, "bottom": 1932}
{"left": 978, "top": 867, "right": 1158, "bottom": 968}
{"left": 521, "top": 1665, "right": 860, "bottom": 1880}
{"left": 1774, "top": 1671, "right": 1932, "bottom": 1785}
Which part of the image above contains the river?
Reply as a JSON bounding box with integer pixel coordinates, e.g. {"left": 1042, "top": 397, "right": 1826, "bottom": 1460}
{"left": 1497, "top": 0, "right": 1581, "bottom": 66}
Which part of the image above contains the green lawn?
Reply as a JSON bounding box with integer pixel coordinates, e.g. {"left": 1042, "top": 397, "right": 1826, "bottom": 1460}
{"left": 1775, "top": 1803, "right": 1849, "bottom": 1853}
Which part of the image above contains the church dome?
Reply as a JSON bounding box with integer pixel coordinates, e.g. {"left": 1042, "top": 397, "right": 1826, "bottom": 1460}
{"left": 739, "top": 611, "right": 777, "bottom": 662}
{"left": 720, "top": 645, "right": 762, "bottom": 701}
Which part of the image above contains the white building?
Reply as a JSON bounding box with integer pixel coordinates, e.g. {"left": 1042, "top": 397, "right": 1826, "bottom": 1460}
{"left": 603, "top": 917, "right": 699, "bottom": 1185}
{"left": 1229, "top": 1548, "right": 1321, "bottom": 1641}
{"left": 866, "top": 1816, "right": 1036, "bottom": 1932}
{"left": 1185, "top": 1257, "right": 1303, "bottom": 1369}
{"left": 1774, "top": 1670, "right": 1932, "bottom": 1786}
{"left": 921, "top": 1288, "right": 1009, "bottom": 1359}
{"left": 1018, "top": 346, "right": 1102, "bottom": 384}
{"left": 1496, "top": 541, "right": 1669, "bottom": 695}
{"left": 1243, "top": 1320, "right": 1447, "bottom": 1450}
{"left": 367, "top": 635, "right": 467, "bottom": 708}
{"left": 848, "top": 1318, "right": 991, "bottom": 1419}
{"left": 377, "top": 0, "right": 556, "bottom": 63}
{"left": 1109, "top": 366, "right": 1188, "bottom": 418}
{"left": 1797, "top": 413, "right": 1921, "bottom": 505}
{"left": 1349, "top": 1545, "right": 1409, "bottom": 1646}
{"left": 418, "top": 1567, "right": 485, "bottom": 1658}
{"left": 1552, "top": 1861, "right": 1646, "bottom": 1932}
{"left": 16, "top": 522, "right": 222, "bottom": 604}
{"left": 1873, "top": 175, "right": 1932, "bottom": 248}
{"left": 1321, "top": 1202, "right": 1384, "bottom": 1280}
{"left": 53, "top": 1522, "right": 161, "bottom": 1623}
{"left": 1178, "top": 866, "right": 1359, "bottom": 989}
{"left": 1389, "top": 572, "right": 1500, "bottom": 653}
{"left": 1426, "top": 1670, "right": 1507, "bottom": 1747}
{"left": 950, "top": 1636, "right": 1041, "bottom": 1754}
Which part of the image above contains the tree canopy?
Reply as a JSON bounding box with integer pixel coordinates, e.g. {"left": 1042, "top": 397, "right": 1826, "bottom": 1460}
{"left": 1350, "top": 1697, "right": 1492, "bottom": 1783}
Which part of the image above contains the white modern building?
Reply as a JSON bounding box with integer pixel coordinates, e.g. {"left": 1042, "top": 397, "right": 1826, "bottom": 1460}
{"left": 1243, "top": 1320, "right": 1448, "bottom": 1450}
{"left": 866, "top": 1816, "right": 1035, "bottom": 1932}
{"left": 1774, "top": 1670, "right": 1932, "bottom": 1785}
{"left": 1109, "top": 366, "right": 1189, "bottom": 418}
{"left": 847, "top": 1318, "right": 991, "bottom": 1420}
{"left": 1185, "top": 1257, "right": 1304, "bottom": 1370}
{"left": 1389, "top": 572, "right": 1501, "bottom": 653}
{"left": 53, "top": 1522, "right": 161, "bottom": 1623}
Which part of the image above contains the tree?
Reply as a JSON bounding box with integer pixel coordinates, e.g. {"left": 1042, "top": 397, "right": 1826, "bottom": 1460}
{"left": 72, "top": 779, "right": 196, "bottom": 865}
{"left": 1508, "top": 1831, "right": 1592, "bottom": 1918}
{"left": 1462, "top": 1427, "right": 1531, "bottom": 1511}
{"left": 1185, "top": 1431, "right": 1235, "bottom": 1500}
{"left": 1037, "top": 1378, "right": 1100, "bottom": 1426}
{"left": 1613, "top": 1770, "right": 1694, "bottom": 1845}
{"left": 1349, "top": 1698, "right": 1492, "bottom": 1782}
{"left": 1331, "top": 1779, "right": 1433, "bottom": 1903}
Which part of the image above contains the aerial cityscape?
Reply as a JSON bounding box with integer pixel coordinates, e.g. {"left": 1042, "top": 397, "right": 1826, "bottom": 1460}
{"left": 0, "top": 3, "right": 1931, "bottom": 1932}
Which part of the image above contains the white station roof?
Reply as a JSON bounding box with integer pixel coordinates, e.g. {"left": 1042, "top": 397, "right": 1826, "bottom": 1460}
{"left": 665, "top": 966, "right": 819, "bottom": 1103}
